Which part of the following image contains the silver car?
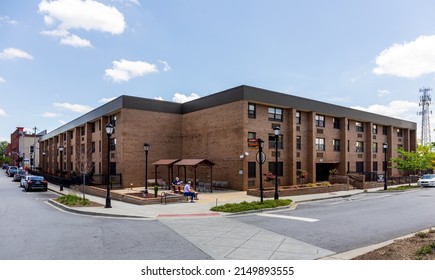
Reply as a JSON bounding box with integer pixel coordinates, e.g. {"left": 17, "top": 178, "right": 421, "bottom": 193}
{"left": 417, "top": 174, "right": 435, "bottom": 187}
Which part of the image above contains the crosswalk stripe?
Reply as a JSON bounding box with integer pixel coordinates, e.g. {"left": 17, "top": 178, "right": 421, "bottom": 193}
{"left": 258, "top": 213, "right": 319, "bottom": 222}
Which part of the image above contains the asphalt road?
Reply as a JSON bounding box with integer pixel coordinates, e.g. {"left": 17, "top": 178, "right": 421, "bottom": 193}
{"left": 232, "top": 187, "right": 435, "bottom": 253}
{"left": 0, "top": 173, "right": 212, "bottom": 260}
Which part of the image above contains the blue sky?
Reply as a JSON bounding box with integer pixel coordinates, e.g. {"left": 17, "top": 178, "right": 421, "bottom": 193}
{"left": 1, "top": 0, "right": 435, "bottom": 142}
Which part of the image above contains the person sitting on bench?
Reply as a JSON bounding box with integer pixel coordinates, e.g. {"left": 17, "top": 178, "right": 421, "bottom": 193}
{"left": 172, "top": 177, "right": 182, "bottom": 193}
{"left": 183, "top": 181, "right": 196, "bottom": 202}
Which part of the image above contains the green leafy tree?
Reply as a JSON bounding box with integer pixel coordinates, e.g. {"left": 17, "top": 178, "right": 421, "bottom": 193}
{"left": 0, "top": 141, "right": 10, "bottom": 165}
{"left": 389, "top": 145, "right": 435, "bottom": 184}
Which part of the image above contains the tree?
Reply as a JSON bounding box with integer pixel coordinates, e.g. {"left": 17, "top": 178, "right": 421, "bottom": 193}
{"left": 0, "top": 141, "right": 10, "bottom": 165}
{"left": 389, "top": 145, "right": 435, "bottom": 184}
{"left": 75, "top": 144, "right": 95, "bottom": 200}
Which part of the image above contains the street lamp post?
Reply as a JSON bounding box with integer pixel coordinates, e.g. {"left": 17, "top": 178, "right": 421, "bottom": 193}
{"left": 105, "top": 123, "right": 114, "bottom": 208}
{"left": 273, "top": 126, "right": 281, "bottom": 200}
{"left": 143, "top": 143, "right": 150, "bottom": 195}
{"left": 383, "top": 143, "right": 388, "bottom": 191}
{"left": 257, "top": 138, "right": 265, "bottom": 203}
{"left": 42, "top": 151, "right": 46, "bottom": 174}
{"left": 59, "top": 146, "right": 64, "bottom": 191}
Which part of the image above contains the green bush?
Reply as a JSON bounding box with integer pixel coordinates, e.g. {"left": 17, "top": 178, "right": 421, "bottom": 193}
{"left": 57, "top": 194, "right": 90, "bottom": 206}
{"left": 415, "top": 245, "right": 433, "bottom": 256}
{"left": 210, "top": 199, "right": 292, "bottom": 213}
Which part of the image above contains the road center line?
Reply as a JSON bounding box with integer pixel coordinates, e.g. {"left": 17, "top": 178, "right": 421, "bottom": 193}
{"left": 258, "top": 213, "right": 319, "bottom": 222}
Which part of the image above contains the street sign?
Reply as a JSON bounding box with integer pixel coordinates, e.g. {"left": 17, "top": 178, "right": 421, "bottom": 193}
{"left": 256, "top": 151, "right": 266, "bottom": 164}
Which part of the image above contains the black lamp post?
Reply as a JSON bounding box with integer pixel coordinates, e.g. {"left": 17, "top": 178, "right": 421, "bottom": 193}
{"left": 273, "top": 126, "right": 280, "bottom": 200}
{"left": 42, "top": 151, "right": 46, "bottom": 174}
{"left": 257, "top": 138, "right": 265, "bottom": 203}
{"left": 143, "top": 143, "right": 150, "bottom": 194}
{"left": 383, "top": 142, "right": 388, "bottom": 191}
{"left": 59, "top": 146, "right": 64, "bottom": 191}
{"left": 105, "top": 123, "right": 114, "bottom": 208}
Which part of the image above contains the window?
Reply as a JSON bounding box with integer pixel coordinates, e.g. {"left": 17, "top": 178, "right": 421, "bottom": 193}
{"left": 356, "top": 141, "right": 364, "bottom": 152}
{"left": 397, "top": 129, "right": 403, "bottom": 137}
{"left": 333, "top": 117, "right": 340, "bottom": 129}
{"left": 382, "top": 126, "right": 388, "bottom": 135}
{"left": 333, "top": 139, "right": 340, "bottom": 151}
{"left": 356, "top": 162, "right": 364, "bottom": 173}
{"left": 268, "top": 162, "right": 283, "bottom": 177}
{"left": 373, "top": 162, "right": 378, "bottom": 172}
{"left": 248, "top": 103, "right": 256, "bottom": 119}
{"left": 81, "top": 126, "right": 85, "bottom": 136}
{"left": 268, "top": 107, "right": 283, "bottom": 122}
{"left": 296, "top": 161, "right": 301, "bottom": 170}
{"left": 110, "top": 114, "right": 117, "bottom": 126}
{"left": 248, "top": 132, "right": 256, "bottom": 140}
{"left": 296, "top": 111, "right": 301, "bottom": 124}
{"left": 109, "top": 162, "right": 116, "bottom": 175}
{"left": 110, "top": 138, "right": 116, "bottom": 151}
{"left": 91, "top": 142, "right": 95, "bottom": 153}
{"left": 315, "top": 115, "right": 325, "bottom": 127}
{"left": 269, "top": 134, "right": 283, "bottom": 149}
{"left": 248, "top": 162, "right": 256, "bottom": 178}
{"left": 296, "top": 136, "right": 301, "bottom": 150}
{"left": 373, "top": 142, "right": 378, "bottom": 153}
{"left": 316, "top": 138, "right": 325, "bottom": 151}
{"left": 356, "top": 122, "right": 364, "bottom": 132}
{"left": 373, "top": 124, "right": 378, "bottom": 134}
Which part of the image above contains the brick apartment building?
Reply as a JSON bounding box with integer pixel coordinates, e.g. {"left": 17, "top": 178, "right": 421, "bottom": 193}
{"left": 38, "top": 85, "right": 417, "bottom": 190}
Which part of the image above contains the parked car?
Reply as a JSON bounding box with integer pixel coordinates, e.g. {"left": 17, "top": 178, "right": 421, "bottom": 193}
{"left": 20, "top": 175, "right": 31, "bottom": 187}
{"left": 13, "top": 170, "right": 28, "bottom": 182}
{"left": 417, "top": 174, "right": 435, "bottom": 187}
{"left": 2, "top": 164, "right": 9, "bottom": 170}
{"left": 7, "top": 166, "right": 18, "bottom": 177}
{"left": 23, "top": 176, "right": 48, "bottom": 192}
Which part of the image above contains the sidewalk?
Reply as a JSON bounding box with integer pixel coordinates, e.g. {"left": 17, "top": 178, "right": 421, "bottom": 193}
{"left": 46, "top": 183, "right": 394, "bottom": 260}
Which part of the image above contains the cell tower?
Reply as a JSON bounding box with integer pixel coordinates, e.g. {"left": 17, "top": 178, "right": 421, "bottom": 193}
{"left": 418, "top": 87, "right": 432, "bottom": 145}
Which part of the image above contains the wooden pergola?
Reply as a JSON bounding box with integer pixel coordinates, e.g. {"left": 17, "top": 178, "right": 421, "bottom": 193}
{"left": 174, "top": 159, "right": 215, "bottom": 192}
{"left": 152, "top": 159, "right": 180, "bottom": 188}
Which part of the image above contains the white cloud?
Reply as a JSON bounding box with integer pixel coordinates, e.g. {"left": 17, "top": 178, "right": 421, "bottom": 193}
{"left": 0, "top": 16, "right": 18, "bottom": 25}
{"left": 40, "top": 29, "right": 69, "bottom": 37}
{"left": 41, "top": 112, "right": 61, "bottom": 118}
{"left": 373, "top": 35, "right": 435, "bottom": 78}
{"left": 0, "top": 76, "right": 5, "bottom": 83}
{"left": 38, "top": 0, "right": 126, "bottom": 35}
{"left": 98, "top": 97, "right": 117, "bottom": 103}
{"left": 105, "top": 59, "right": 158, "bottom": 82}
{"left": 158, "top": 60, "right": 171, "bottom": 72}
{"left": 154, "top": 97, "right": 164, "bottom": 101}
{"left": 172, "top": 93, "right": 201, "bottom": 103}
{"left": 60, "top": 34, "right": 92, "bottom": 47}
{"left": 0, "top": 108, "right": 6, "bottom": 117}
{"left": 351, "top": 100, "right": 418, "bottom": 121}
{"left": 53, "top": 102, "right": 94, "bottom": 113}
{"left": 0, "top": 48, "right": 33, "bottom": 60}
{"left": 59, "top": 119, "right": 67, "bottom": 125}
{"left": 377, "top": 89, "right": 391, "bottom": 97}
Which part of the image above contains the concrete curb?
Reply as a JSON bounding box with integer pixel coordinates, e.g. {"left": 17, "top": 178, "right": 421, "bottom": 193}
{"left": 47, "top": 198, "right": 149, "bottom": 219}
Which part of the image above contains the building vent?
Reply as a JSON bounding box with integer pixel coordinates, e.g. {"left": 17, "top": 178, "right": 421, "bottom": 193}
{"left": 373, "top": 135, "right": 377, "bottom": 140}
{"left": 317, "top": 129, "right": 324, "bottom": 134}
{"left": 373, "top": 154, "right": 377, "bottom": 159}
{"left": 296, "top": 152, "right": 300, "bottom": 158}
{"left": 316, "top": 153, "right": 323, "bottom": 158}
{"left": 358, "top": 154, "right": 363, "bottom": 158}
{"left": 272, "top": 123, "right": 281, "bottom": 129}
{"left": 357, "top": 133, "right": 363, "bottom": 138}
{"left": 399, "top": 138, "right": 402, "bottom": 142}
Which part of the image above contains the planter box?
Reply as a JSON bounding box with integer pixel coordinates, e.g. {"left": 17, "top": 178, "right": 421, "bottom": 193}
{"left": 69, "top": 185, "right": 183, "bottom": 205}
{"left": 247, "top": 184, "right": 349, "bottom": 197}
